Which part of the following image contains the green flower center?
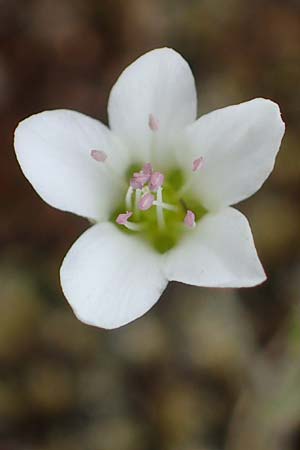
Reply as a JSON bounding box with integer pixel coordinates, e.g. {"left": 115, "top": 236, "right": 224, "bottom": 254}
{"left": 111, "top": 164, "right": 207, "bottom": 253}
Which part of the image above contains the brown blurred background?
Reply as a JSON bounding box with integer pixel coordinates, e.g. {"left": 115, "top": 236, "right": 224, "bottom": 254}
{"left": 1, "top": 0, "right": 300, "bottom": 449}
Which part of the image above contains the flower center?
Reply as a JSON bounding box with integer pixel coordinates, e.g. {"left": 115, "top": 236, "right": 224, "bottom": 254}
{"left": 91, "top": 114, "right": 207, "bottom": 253}
{"left": 111, "top": 162, "right": 207, "bottom": 253}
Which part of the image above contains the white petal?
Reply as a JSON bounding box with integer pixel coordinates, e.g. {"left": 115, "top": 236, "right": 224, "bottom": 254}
{"left": 164, "top": 207, "right": 266, "bottom": 288}
{"left": 108, "top": 48, "right": 197, "bottom": 164}
{"left": 14, "top": 109, "right": 129, "bottom": 221}
{"left": 60, "top": 223, "right": 168, "bottom": 329}
{"left": 182, "top": 98, "right": 285, "bottom": 209}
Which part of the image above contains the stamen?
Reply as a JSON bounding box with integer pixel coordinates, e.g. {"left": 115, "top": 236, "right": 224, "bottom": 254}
{"left": 130, "top": 172, "right": 150, "bottom": 189}
{"left": 153, "top": 201, "right": 178, "bottom": 212}
{"left": 148, "top": 113, "right": 159, "bottom": 131}
{"left": 156, "top": 187, "right": 165, "bottom": 229}
{"left": 138, "top": 192, "right": 154, "bottom": 211}
{"left": 124, "top": 221, "right": 144, "bottom": 231}
{"left": 184, "top": 210, "right": 196, "bottom": 228}
{"left": 116, "top": 211, "right": 143, "bottom": 231}
{"left": 130, "top": 178, "right": 142, "bottom": 190}
{"left": 143, "top": 162, "right": 153, "bottom": 175}
{"left": 91, "top": 149, "right": 107, "bottom": 162}
{"left": 130, "top": 163, "right": 153, "bottom": 190}
{"left": 116, "top": 211, "right": 132, "bottom": 225}
{"left": 125, "top": 186, "right": 134, "bottom": 210}
{"left": 192, "top": 156, "right": 204, "bottom": 172}
{"left": 150, "top": 171, "right": 164, "bottom": 191}
{"left": 134, "top": 188, "right": 142, "bottom": 219}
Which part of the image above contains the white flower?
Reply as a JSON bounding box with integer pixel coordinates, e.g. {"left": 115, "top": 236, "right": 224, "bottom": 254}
{"left": 14, "top": 48, "right": 285, "bottom": 329}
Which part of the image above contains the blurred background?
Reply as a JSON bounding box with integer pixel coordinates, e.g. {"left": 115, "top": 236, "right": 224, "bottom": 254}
{"left": 1, "top": 0, "right": 300, "bottom": 449}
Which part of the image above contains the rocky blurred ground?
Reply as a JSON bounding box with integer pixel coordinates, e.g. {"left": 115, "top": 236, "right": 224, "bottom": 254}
{"left": 0, "top": 0, "right": 300, "bottom": 449}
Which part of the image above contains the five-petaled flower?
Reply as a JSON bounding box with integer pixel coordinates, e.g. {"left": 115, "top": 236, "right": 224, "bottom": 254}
{"left": 14, "top": 48, "right": 285, "bottom": 329}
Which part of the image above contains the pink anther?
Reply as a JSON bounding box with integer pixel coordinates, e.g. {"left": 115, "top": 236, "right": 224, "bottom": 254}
{"left": 192, "top": 156, "right": 204, "bottom": 172}
{"left": 116, "top": 211, "right": 133, "bottom": 225}
{"left": 130, "top": 178, "right": 142, "bottom": 190}
{"left": 184, "top": 210, "right": 196, "bottom": 228}
{"left": 138, "top": 193, "right": 155, "bottom": 211}
{"left": 149, "top": 171, "right": 164, "bottom": 191}
{"left": 130, "top": 172, "right": 150, "bottom": 189}
{"left": 142, "top": 162, "right": 153, "bottom": 175}
{"left": 90, "top": 149, "right": 107, "bottom": 162}
{"left": 148, "top": 113, "right": 159, "bottom": 131}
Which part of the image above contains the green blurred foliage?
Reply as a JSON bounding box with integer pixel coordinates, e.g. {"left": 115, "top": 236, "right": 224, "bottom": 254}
{"left": 0, "top": 0, "right": 300, "bottom": 449}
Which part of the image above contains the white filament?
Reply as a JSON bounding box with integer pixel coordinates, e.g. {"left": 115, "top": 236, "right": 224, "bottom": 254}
{"left": 156, "top": 187, "right": 165, "bottom": 229}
